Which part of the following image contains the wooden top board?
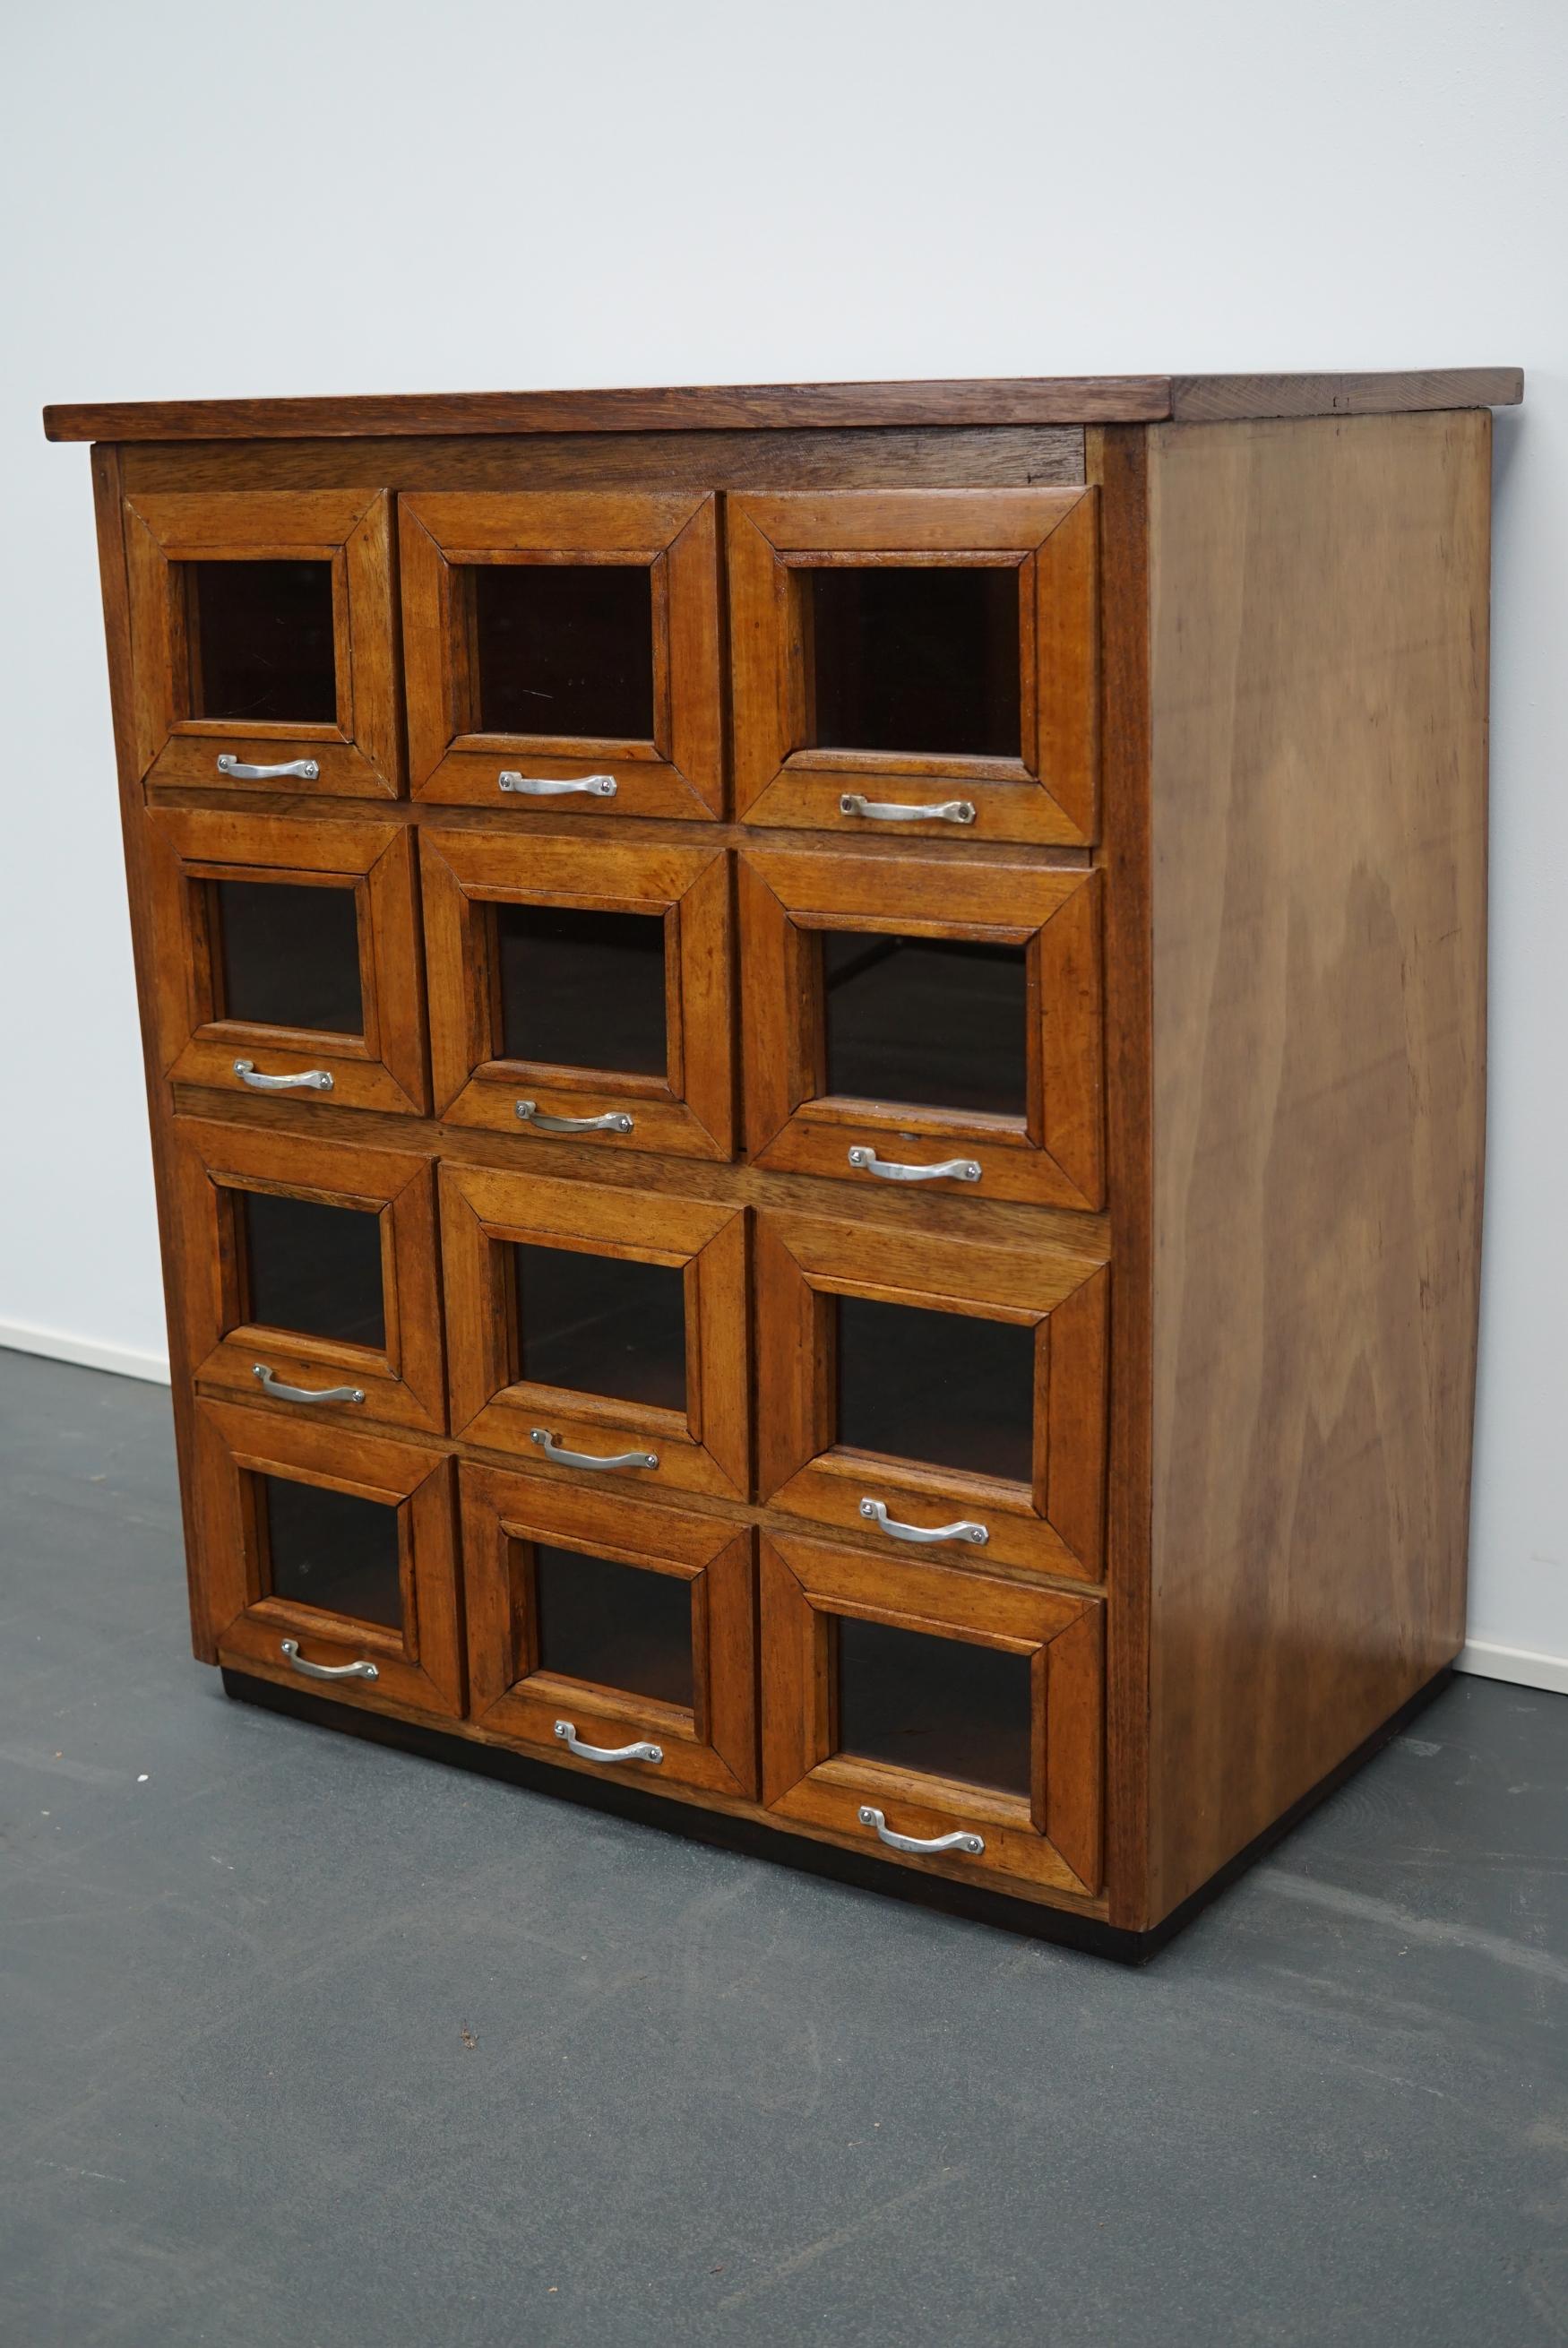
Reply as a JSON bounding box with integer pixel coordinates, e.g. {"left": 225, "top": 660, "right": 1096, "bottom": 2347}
{"left": 43, "top": 370, "right": 1521, "bottom": 444}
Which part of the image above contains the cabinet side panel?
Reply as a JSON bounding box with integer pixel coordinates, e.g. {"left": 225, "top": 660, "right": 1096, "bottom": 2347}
{"left": 1147, "top": 410, "right": 1489, "bottom": 1921}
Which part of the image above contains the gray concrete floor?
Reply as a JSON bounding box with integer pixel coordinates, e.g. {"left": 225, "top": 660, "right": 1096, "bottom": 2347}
{"left": 1, "top": 1348, "right": 1565, "bottom": 2348}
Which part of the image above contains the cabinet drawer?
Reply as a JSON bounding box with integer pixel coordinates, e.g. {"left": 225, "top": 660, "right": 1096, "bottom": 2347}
{"left": 170, "top": 1118, "right": 444, "bottom": 1434}
{"left": 461, "top": 1467, "right": 756, "bottom": 1799}
{"left": 123, "top": 488, "right": 400, "bottom": 797}
{"left": 439, "top": 1163, "right": 748, "bottom": 1498}
{"left": 419, "top": 829, "right": 734, "bottom": 1158}
{"left": 196, "top": 1401, "right": 463, "bottom": 1717}
{"left": 145, "top": 807, "right": 429, "bottom": 1114}
{"left": 761, "top": 1532, "right": 1102, "bottom": 1896}
{"left": 739, "top": 846, "right": 1103, "bottom": 1209}
{"left": 755, "top": 1209, "right": 1107, "bottom": 1582}
{"left": 401, "top": 491, "right": 721, "bottom": 819}
{"left": 729, "top": 488, "right": 1098, "bottom": 846}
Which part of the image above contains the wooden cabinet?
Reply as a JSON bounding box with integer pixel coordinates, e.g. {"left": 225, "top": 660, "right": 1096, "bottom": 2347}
{"left": 53, "top": 367, "right": 1514, "bottom": 1956}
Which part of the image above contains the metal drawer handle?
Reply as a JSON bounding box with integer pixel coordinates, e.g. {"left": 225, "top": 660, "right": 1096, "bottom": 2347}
{"left": 858, "top": 1805, "right": 985, "bottom": 1857}
{"left": 234, "top": 1059, "right": 333, "bottom": 1093}
{"left": 217, "top": 754, "right": 322, "bottom": 781}
{"left": 839, "top": 793, "right": 976, "bottom": 825}
{"left": 499, "top": 772, "right": 617, "bottom": 798}
{"left": 531, "top": 1428, "right": 659, "bottom": 1472}
{"left": 848, "top": 1145, "right": 981, "bottom": 1185}
{"left": 254, "top": 1363, "right": 366, "bottom": 1406}
{"left": 516, "top": 1099, "right": 633, "bottom": 1135}
{"left": 555, "top": 1718, "right": 663, "bottom": 1766}
{"left": 280, "top": 1637, "right": 379, "bottom": 1683}
{"left": 859, "top": 1497, "right": 989, "bottom": 1547}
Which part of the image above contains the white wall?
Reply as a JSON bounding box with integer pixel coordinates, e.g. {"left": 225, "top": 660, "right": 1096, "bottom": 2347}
{"left": 3, "top": 0, "right": 1564, "bottom": 1683}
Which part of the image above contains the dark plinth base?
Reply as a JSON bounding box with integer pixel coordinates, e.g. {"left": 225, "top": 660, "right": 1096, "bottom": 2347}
{"left": 220, "top": 1662, "right": 1455, "bottom": 1964}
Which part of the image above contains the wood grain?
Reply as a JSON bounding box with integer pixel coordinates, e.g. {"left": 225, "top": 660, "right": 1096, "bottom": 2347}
{"left": 42, "top": 369, "right": 1520, "bottom": 444}
{"left": 1144, "top": 410, "right": 1491, "bottom": 1921}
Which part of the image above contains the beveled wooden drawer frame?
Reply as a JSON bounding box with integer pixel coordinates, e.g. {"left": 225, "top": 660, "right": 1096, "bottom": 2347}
{"left": 461, "top": 1465, "right": 757, "bottom": 1798}
{"left": 439, "top": 1163, "right": 749, "bottom": 1498}
{"left": 754, "top": 1207, "right": 1109, "bottom": 1581}
{"left": 418, "top": 827, "right": 735, "bottom": 1158}
{"left": 195, "top": 1399, "right": 464, "bottom": 1717}
{"left": 738, "top": 844, "right": 1105, "bottom": 1210}
{"left": 728, "top": 488, "right": 1099, "bottom": 845}
{"left": 401, "top": 490, "right": 723, "bottom": 818}
{"left": 761, "top": 1531, "right": 1103, "bottom": 1895}
{"left": 123, "top": 488, "right": 401, "bottom": 796}
{"left": 144, "top": 807, "right": 430, "bottom": 1115}
{"left": 169, "top": 1118, "right": 446, "bottom": 1434}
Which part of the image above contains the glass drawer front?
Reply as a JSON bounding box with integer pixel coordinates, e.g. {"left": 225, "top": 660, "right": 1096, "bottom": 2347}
{"left": 836, "top": 1615, "right": 1032, "bottom": 1797}
{"left": 836, "top": 1294, "right": 1035, "bottom": 1484}
{"left": 186, "top": 558, "right": 338, "bottom": 726}
{"left": 495, "top": 902, "right": 667, "bottom": 1077}
{"left": 822, "top": 930, "right": 1029, "bottom": 1118}
{"left": 238, "top": 1188, "right": 385, "bottom": 1351}
{"left": 471, "top": 563, "right": 655, "bottom": 741}
{"left": 513, "top": 1241, "right": 685, "bottom": 1412}
{"left": 258, "top": 1471, "right": 402, "bottom": 1630}
{"left": 806, "top": 565, "right": 1021, "bottom": 760}
{"left": 531, "top": 1541, "right": 694, "bottom": 1709}
{"left": 215, "top": 878, "right": 363, "bottom": 1036}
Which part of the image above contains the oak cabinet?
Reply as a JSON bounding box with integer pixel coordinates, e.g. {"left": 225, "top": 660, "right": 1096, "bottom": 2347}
{"left": 55, "top": 367, "right": 1512, "bottom": 1956}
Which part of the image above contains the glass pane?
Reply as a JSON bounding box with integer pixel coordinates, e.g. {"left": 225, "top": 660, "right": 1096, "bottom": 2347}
{"left": 215, "top": 878, "right": 363, "bottom": 1036}
{"left": 239, "top": 1189, "right": 385, "bottom": 1350}
{"left": 836, "top": 1615, "right": 1031, "bottom": 1797}
{"left": 187, "top": 559, "right": 337, "bottom": 725}
{"left": 531, "top": 1541, "right": 693, "bottom": 1709}
{"left": 495, "top": 903, "right": 667, "bottom": 1076}
{"left": 806, "top": 566, "right": 1021, "bottom": 758}
{"left": 513, "top": 1242, "right": 685, "bottom": 1411}
{"left": 260, "top": 1472, "right": 401, "bottom": 1629}
{"left": 822, "top": 931, "right": 1028, "bottom": 1118}
{"left": 472, "top": 563, "right": 654, "bottom": 740}
{"left": 836, "top": 1294, "right": 1034, "bottom": 1483}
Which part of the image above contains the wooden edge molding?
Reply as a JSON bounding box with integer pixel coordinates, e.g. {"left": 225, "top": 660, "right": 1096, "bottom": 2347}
{"left": 41, "top": 371, "right": 1521, "bottom": 444}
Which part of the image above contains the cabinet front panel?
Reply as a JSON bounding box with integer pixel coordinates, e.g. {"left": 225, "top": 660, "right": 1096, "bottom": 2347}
{"left": 729, "top": 488, "right": 1098, "bottom": 845}
{"left": 440, "top": 1163, "right": 748, "bottom": 1498}
{"left": 461, "top": 1466, "right": 756, "bottom": 1797}
{"left": 401, "top": 491, "right": 722, "bottom": 819}
{"left": 754, "top": 1209, "right": 1108, "bottom": 1581}
{"left": 145, "top": 808, "right": 429, "bottom": 1114}
{"left": 761, "top": 1532, "right": 1103, "bottom": 1895}
{"left": 740, "top": 848, "right": 1103, "bottom": 1210}
{"left": 196, "top": 1401, "right": 463, "bottom": 1715}
{"left": 123, "top": 488, "right": 401, "bottom": 796}
{"left": 420, "top": 829, "right": 734, "bottom": 1158}
{"left": 170, "top": 1118, "right": 445, "bottom": 1433}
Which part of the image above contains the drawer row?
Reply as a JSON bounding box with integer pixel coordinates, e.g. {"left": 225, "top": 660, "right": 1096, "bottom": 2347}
{"left": 198, "top": 1401, "right": 1104, "bottom": 1901}
{"left": 173, "top": 1119, "right": 1109, "bottom": 1584}
{"left": 124, "top": 483, "right": 1099, "bottom": 847}
{"left": 148, "top": 809, "right": 1106, "bottom": 1212}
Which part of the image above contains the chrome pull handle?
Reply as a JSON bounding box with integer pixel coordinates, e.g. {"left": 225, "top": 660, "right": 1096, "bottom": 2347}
{"left": 254, "top": 1363, "right": 366, "bottom": 1407}
{"left": 858, "top": 1804, "right": 985, "bottom": 1857}
{"left": 217, "top": 754, "right": 322, "bottom": 781}
{"left": 280, "top": 1637, "right": 379, "bottom": 1683}
{"left": 848, "top": 1145, "right": 981, "bottom": 1185}
{"left": 516, "top": 1099, "right": 634, "bottom": 1135}
{"left": 839, "top": 793, "right": 976, "bottom": 825}
{"left": 499, "top": 772, "right": 617, "bottom": 798}
{"left": 554, "top": 1718, "right": 663, "bottom": 1766}
{"left": 859, "top": 1497, "right": 989, "bottom": 1548}
{"left": 531, "top": 1428, "right": 659, "bottom": 1472}
{"left": 234, "top": 1059, "right": 333, "bottom": 1093}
